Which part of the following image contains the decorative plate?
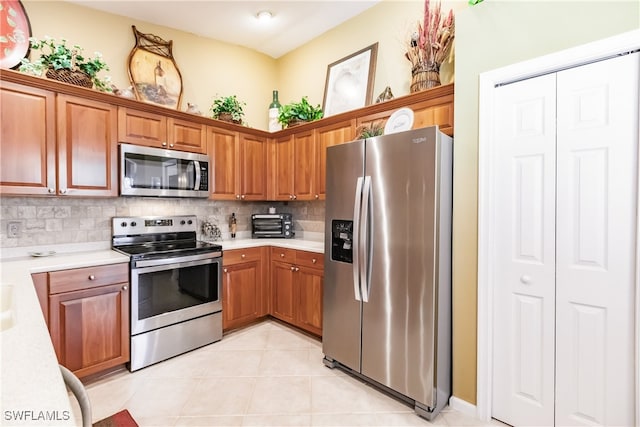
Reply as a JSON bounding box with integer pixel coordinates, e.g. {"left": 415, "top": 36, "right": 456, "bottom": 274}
{"left": 384, "top": 107, "right": 414, "bottom": 134}
{"left": 0, "top": 0, "right": 31, "bottom": 70}
{"left": 28, "top": 250, "right": 56, "bottom": 257}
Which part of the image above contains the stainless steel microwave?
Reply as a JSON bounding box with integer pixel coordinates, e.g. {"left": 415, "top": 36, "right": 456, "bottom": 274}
{"left": 120, "top": 143, "right": 209, "bottom": 198}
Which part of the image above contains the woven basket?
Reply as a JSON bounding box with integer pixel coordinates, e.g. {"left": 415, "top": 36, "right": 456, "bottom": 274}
{"left": 217, "top": 113, "right": 242, "bottom": 125}
{"left": 46, "top": 67, "right": 93, "bottom": 89}
{"left": 410, "top": 62, "right": 441, "bottom": 93}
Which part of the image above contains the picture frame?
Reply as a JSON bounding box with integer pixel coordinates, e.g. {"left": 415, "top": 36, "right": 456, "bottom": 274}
{"left": 322, "top": 43, "right": 378, "bottom": 117}
{"left": 127, "top": 26, "right": 183, "bottom": 109}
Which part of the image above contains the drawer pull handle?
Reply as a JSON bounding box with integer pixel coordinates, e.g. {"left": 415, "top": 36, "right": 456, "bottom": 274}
{"left": 223, "top": 268, "right": 228, "bottom": 273}
{"left": 312, "top": 258, "right": 317, "bottom": 264}
{"left": 290, "top": 266, "right": 295, "bottom": 271}
{"left": 122, "top": 285, "right": 128, "bottom": 291}
{"left": 88, "top": 275, "right": 95, "bottom": 280}
{"left": 280, "top": 253, "right": 285, "bottom": 258}
{"left": 241, "top": 254, "right": 246, "bottom": 258}
{"left": 295, "top": 267, "right": 299, "bottom": 272}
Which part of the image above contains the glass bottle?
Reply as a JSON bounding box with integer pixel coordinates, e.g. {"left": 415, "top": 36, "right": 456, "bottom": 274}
{"left": 268, "top": 90, "right": 282, "bottom": 132}
{"left": 229, "top": 213, "right": 237, "bottom": 239}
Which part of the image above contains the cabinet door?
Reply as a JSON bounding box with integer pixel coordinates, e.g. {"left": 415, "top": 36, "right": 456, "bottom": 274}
{"left": 292, "top": 129, "right": 316, "bottom": 201}
{"left": 168, "top": 117, "right": 206, "bottom": 153}
{"left": 117, "top": 107, "right": 167, "bottom": 147}
{"left": 222, "top": 261, "right": 261, "bottom": 331}
{"left": 271, "top": 261, "right": 295, "bottom": 324}
{"left": 56, "top": 95, "right": 118, "bottom": 197}
{"left": 49, "top": 283, "right": 130, "bottom": 378}
{"left": 240, "top": 133, "right": 268, "bottom": 200}
{"left": 295, "top": 265, "right": 323, "bottom": 336}
{"left": 0, "top": 81, "right": 56, "bottom": 195}
{"left": 207, "top": 126, "right": 240, "bottom": 200}
{"left": 270, "top": 135, "right": 294, "bottom": 201}
{"left": 315, "top": 120, "right": 354, "bottom": 200}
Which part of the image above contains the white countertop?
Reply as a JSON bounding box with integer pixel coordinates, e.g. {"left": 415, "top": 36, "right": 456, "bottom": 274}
{"left": 0, "top": 238, "right": 323, "bottom": 424}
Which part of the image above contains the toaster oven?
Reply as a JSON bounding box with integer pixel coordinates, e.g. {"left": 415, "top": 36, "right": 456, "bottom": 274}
{"left": 251, "top": 214, "right": 294, "bottom": 238}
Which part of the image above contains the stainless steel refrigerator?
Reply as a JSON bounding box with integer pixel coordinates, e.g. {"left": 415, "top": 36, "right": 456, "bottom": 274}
{"left": 323, "top": 126, "right": 452, "bottom": 420}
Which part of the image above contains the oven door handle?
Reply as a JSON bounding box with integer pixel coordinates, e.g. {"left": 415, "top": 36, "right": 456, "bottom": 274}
{"left": 133, "top": 251, "right": 222, "bottom": 268}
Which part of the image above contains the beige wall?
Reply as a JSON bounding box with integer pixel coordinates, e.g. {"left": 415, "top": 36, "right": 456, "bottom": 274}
{"left": 22, "top": 1, "right": 277, "bottom": 129}
{"left": 452, "top": 0, "right": 639, "bottom": 405}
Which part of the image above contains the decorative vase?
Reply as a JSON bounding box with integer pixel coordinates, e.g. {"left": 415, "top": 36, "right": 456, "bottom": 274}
{"left": 45, "top": 67, "right": 93, "bottom": 89}
{"left": 410, "top": 61, "right": 441, "bottom": 93}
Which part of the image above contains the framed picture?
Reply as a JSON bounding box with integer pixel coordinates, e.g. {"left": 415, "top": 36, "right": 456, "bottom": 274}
{"left": 127, "top": 26, "right": 183, "bottom": 109}
{"left": 322, "top": 43, "right": 378, "bottom": 117}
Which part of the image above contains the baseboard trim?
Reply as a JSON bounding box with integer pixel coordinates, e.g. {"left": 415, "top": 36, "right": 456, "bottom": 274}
{"left": 449, "top": 396, "right": 478, "bottom": 419}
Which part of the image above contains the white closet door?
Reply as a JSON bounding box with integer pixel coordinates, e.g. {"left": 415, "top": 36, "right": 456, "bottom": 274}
{"left": 555, "top": 52, "right": 639, "bottom": 427}
{"left": 492, "top": 73, "right": 557, "bottom": 426}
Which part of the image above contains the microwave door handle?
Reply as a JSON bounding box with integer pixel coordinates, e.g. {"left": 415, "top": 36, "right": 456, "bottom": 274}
{"left": 360, "top": 176, "right": 372, "bottom": 302}
{"left": 352, "top": 177, "right": 364, "bottom": 302}
{"left": 193, "top": 161, "right": 201, "bottom": 190}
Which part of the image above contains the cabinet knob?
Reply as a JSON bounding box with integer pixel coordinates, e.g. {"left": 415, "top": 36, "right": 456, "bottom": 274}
{"left": 161, "top": 142, "right": 167, "bottom": 147}
{"left": 295, "top": 267, "right": 300, "bottom": 272}
{"left": 241, "top": 195, "right": 245, "bottom": 199}
{"left": 290, "top": 266, "right": 295, "bottom": 271}
{"left": 241, "top": 254, "right": 246, "bottom": 259}
{"left": 289, "top": 195, "right": 294, "bottom": 200}
{"left": 169, "top": 143, "right": 174, "bottom": 148}
{"left": 88, "top": 275, "right": 95, "bottom": 280}
{"left": 280, "top": 253, "right": 285, "bottom": 258}
{"left": 292, "top": 195, "right": 297, "bottom": 200}
{"left": 312, "top": 258, "right": 317, "bottom": 264}
{"left": 236, "top": 194, "right": 241, "bottom": 199}
{"left": 122, "top": 285, "right": 128, "bottom": 291}
{"left": 315, "top": 194, "right": 319, "bottom": 199}
{"left": 520, "top": 275, "right": 532, "bottom": 285}
{"left": 48, "top": 188, "right": 55, "bottom": 194}
{"left": 223, "top": 268, "right": 228, "bottom": 273}
{"left": 59, "top": 188, "right": 67, "bottom": 195}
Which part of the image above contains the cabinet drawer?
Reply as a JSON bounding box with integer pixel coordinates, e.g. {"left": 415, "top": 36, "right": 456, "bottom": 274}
{"left": 271, "top": 247, "right": 296, "bottom": 263}
{"left": 223, "top": 247, "right": 262, "bottom": 265}
{"left": 49, "top": 263, "right": 129, "bottom": 294}
{"left": 296, "top": 250, "right": 324, "bottom": 269}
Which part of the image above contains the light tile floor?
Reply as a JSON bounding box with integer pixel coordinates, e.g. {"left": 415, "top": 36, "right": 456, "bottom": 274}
{"left": 72, "top": 320, "right": 503, "bottom": 426}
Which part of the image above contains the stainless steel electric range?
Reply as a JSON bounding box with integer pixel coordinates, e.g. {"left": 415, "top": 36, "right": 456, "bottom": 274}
{"left": 112, "top": 215, "right": 223, "bottom": 371}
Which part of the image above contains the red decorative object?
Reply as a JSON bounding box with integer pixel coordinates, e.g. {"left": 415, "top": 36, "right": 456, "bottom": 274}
{"left": 93, "top": 409, "right": 139, "bottom": 427}
{"left": 0, "top": 0, "right": 31, "bottom": 69}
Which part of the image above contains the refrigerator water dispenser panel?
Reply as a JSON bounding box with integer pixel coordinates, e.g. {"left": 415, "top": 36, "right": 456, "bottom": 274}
{"left": 331, "top": 220, "right": 353, "bottom": 263}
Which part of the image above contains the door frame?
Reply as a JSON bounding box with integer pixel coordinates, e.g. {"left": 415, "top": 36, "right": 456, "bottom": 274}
{"left": 477, "top": 29, "right": 640, "bottom": 424}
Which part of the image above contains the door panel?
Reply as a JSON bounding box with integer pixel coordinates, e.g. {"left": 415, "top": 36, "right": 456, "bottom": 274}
{"left": 555, "top": 53, "right": 638, "bottom": 427}
{"left": 323, "top": 140, "right": 364, "bottom": 371}
{"left": 361, "top": 128, "right": 438, "bottom": 406}
{"left": 491, "top": 73, "right": 557, "bottom": 427}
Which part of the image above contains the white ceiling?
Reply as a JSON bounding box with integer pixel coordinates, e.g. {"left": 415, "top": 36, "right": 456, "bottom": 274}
{"left": 68, "top": 1, "right": 382, "bottom": 58}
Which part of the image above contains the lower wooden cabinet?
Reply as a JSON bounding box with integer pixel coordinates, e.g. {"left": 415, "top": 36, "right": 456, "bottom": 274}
{"left": 270, "top": 248, "right": 324, "bottom": 336}
{"left": 222, "top": 247, "right": 269, "bottom": 331}
{"left": 35, "top": 263, "right": 130, "bottom": 378}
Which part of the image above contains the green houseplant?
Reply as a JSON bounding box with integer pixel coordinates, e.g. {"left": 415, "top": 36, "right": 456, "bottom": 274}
{"left": 210, "top": 94, "right": 246, "bottom": 124}
{"left": 278, "top": 96, "right": 323, "bottom": 128}
{"left": 19, "top": 36, "right": 111, "bottom": 92}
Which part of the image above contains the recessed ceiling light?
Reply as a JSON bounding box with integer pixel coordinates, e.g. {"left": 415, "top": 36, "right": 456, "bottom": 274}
{"left": 256, "top": 10, "right": 273, "bottom": 22}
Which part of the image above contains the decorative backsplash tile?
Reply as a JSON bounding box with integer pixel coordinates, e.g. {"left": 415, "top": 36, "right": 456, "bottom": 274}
{"left": 0, "top": 196, "right": 324, "bottom": 249}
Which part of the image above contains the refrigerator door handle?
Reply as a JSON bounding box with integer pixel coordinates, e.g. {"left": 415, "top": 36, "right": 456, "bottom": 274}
{"left": 352, "top": 176, "right": 364, "bottom": 301}
{"left": 361, "top": 175, "right": 373, "bottom": 302}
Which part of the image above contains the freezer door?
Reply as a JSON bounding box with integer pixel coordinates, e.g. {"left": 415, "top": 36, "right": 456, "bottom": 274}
{"left": 323, "top": 140, "right": 364, "bottom": 372}
{"left": 361, "top": 127, "right": 440, "bottom": 406}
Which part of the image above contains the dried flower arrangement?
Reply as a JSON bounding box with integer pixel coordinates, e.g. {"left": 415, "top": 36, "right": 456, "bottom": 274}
{"left": 405, "top": 0, "right": 455, "bottom": 92}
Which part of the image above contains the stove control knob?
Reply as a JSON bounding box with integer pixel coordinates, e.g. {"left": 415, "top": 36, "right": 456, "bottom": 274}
{"left": 131, "top": 221, "right": 137, "bottom": 227}
{"left": 180, "top": 220, "right": 186, "bottom": 225}
{"left": 187, "top": 220, "right": 193, "bottom": 225}
{"left": 121, "top": 222, "right": 127, "bottom": 227}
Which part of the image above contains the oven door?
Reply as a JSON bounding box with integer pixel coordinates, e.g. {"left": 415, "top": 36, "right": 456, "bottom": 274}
{"left": 130, "top": 253, "right": 222, "bottom": 335}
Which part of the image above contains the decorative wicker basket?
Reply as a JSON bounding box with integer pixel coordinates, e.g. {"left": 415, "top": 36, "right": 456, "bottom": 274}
{"left": 410, "top": 62, "right": 441, "bottom": 93}
{"left": 45, "top": 67, "right": 93, "bottom": 89}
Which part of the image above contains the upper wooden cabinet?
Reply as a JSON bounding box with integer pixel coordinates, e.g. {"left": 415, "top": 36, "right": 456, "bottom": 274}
{"left": 207, "top": 127, "right": 268, "bottom": 201}
{"left": 315, "top": 120, "right": 355, "bottom": 200}
{"left": 269, "top": 129, "right": 317, "bottom": 201}
{"left": 56, "top": 95, "right": 118, "bottom": 197}
{"left": 118, "top": 107, "right": 206, "bottom": 153}
{"left": 0, "top": 81, "right": 56, "bottom": 195}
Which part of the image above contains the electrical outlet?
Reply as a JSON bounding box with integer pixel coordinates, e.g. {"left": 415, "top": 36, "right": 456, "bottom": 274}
{"left": 7, "top": 222, "right": 20, "bottom": 238}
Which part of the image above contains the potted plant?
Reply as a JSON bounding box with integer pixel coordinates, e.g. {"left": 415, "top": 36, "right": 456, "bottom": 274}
{"left": 355, "top": 121, "right": 385, "bottom": 139}
{"left": 210, "top": 94, "right": 246, "bottom": 124}
{"left": 19, "top": 36, "right": 111, "bottom": 92}
{"left": 278, "top": 96, "right": 323, "bottom": 128}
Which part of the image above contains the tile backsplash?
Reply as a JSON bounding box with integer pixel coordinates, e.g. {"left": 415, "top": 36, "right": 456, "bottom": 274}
{"left": 0, "top": 196, "right": 325, "bottom": 250}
